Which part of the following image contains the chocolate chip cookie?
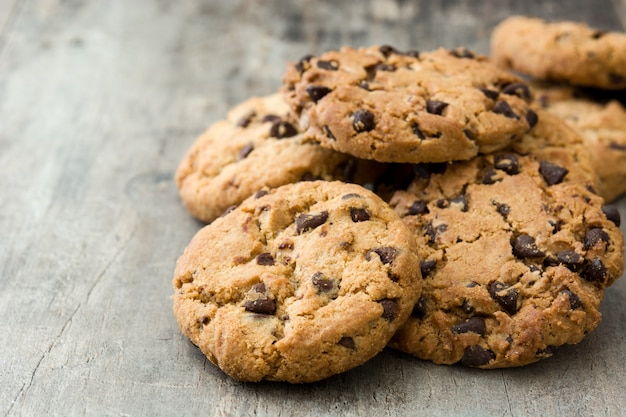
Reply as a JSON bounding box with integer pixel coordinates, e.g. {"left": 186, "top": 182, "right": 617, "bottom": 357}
{"left": 532, "top": 83, "right": 626, "bottom": 202}
{"left": 175, "top": 93, "right": 384, "bottom": 223}
{"left": 387, "top": 152, "right": 624, "bottom": 368}
{"left": 282, "top": 45, "right": 537, "bottom": 163}
{"left": 173, "top": 181, "right": 422, "bottom": 382}
{"left": 491, "top": 16, "right": 626, "bottom": 90}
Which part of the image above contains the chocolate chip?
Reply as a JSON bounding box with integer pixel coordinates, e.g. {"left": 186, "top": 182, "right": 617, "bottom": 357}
{"left": 539, "top": 160, "right": 568, "bottom": 185}
{"left": 591, "top": 30, "right": 607, "bottom": 39}
{"left": 493, "top": 100, "right": 519, "bottom": 119}
{"left": 451, "top": 317, "right": 486, "bottom": 335}
{"left": 306, "top": 85, "right": 331, "bottom": 102}
{"left": 408, "top": 200, "right": 429, "bottom": 215}
{"left": 463, "top": 128, "right": 477, "bottom": 140}
{"left": 317, "top": 59, "right": 339, "bottom": 70}
{"left": 494, "top": 153, "right": 519, "bottom": 175}
{"left": 450, "top": 195, "right": 468, "bottom": 211}
{"left": 425, "top": 222, "right": 448, "bottom": 242}
{"left": 269, "top": 120, "right": 298, "bottom": 138}
{"left": 358, "top": 80, "right": 370, "bottom": 91}
{"left": 375, "top": 63, "right": 397, "bottom": 72}
{"left": 526, "top": 109, "right": 539, "bottom": 128}
{"left": 337, "top": 336, "right": 356, "bottom": 350}
{"left": 278, "top": 240, "right": 294, "bottom": 250}
{"left": 254, "top": 190, "right": 269, "bottom": 200}
{"left": 450, "top": 48, "right": 475, "bottom": 59}
{"left": 582, "top": 258, "right": 607, "bottom": 283}
{"left": 256, "top": 252, "right": 275, "bottom": 266}
{"left": 556, "top": 250, "right": 583, "bottom": 270}
{"left": 609, "top": 141, "right": 626, "bottom": 151}
{"left": 261, "top": 114, "right": 281, "bottom": 123}
{"left": 296, "top": 210, "right": 329, "bottom": 234}
{"left": 426, "top": 100, "right": 449, "bottom": 115}
{"left": 482, "top": 167, "right": 500, "bottom": 184}
{"left": 236, "top": 143, "right": 254, "bottom": 160}
{"left": 512, "top": 234, "right": 545, "bottom": 258}
{"left": 342, "top": 193, "right": 362, "bottom": 200}
{"left": 501, "top": 82, "right": 531, "bottom": 101}
{"left": 420, "top": 259, "right": 437, "bottom": 277}
{"left": 350, "top": 207, "right": 371, "bottom": 222}
{"left": 602, "top": 205, "right": 621, "bottom": 226}
{"left": 549, "top": 219, "right": 563, "bottom": 234}
{"left": 379, "top": 299, "right": 399, "bottom": 321}
{"left": 462, "top": 345, "right": 495, "bottom": 367}
{"left": 311, "top": 272, "right": 336, "bottom": 293}
{"left": 236, "top": 111, "right": 256, "bottom": 128}
{"left": 412, "top": 294, "right": 427, "bottom": 318}
{"left": 366, "top": 247, "right": 398, "bottom": 265}
{"left": 379, "top": 44, "right": 399, "bottom": 57}
{"left": 352, "top": 109, "right": 375, "bottom": 132}
{"left": 584, "top": 228, "right": 609, "bottom": 250}
{"left": 436, "top": 199, "right": 449, "bottom": 209}
{"left": 495, "top": 202, "right": 510, "bottom": 218}
{"left": 479, "top": 88, "right": 499, "bottom": 100}
{"left": 561, "top": 290, "right": 583, "bottom": 310}
{"left": 244, "top": 298, "right": 276, "bottom": 315}
{"left": 488, "top": 282, "right": 519, "bottom": 315}
{"left": 412, "top": 123, "right": 426, "bottom": 140}
{"left": 294, "top": 54, "right": 314, "bottom": 73}
{"left": 323, "top": 125, "right": 336, "bottom": 141}
{"left": 462, "top": 300, "right": 474, "bottom": 314}
{"left": 220, "top": 205, "right": 237, "bottom": 217}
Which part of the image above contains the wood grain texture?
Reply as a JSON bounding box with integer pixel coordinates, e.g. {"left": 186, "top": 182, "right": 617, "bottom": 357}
{"left": 0, "top": 0, "right": 625, "bottom": 416}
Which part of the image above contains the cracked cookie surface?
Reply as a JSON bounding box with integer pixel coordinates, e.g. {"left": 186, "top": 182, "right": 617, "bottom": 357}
{"left": 491, "top": 16, "right": 626, "bottom": 90}
{"left": 175, "top": 93, "right": 384, "bottom": 223}
{"left": 532, "top": 83, "right": 626, "bottom": 202}
{"left": 172, "top": 181, "right": 421, "bottom": 382}
{"left": 282, "top": 45, "right": 536, "bottom": 163}
{"left": 387, "top": 152, "right": 624, "bottom": 368}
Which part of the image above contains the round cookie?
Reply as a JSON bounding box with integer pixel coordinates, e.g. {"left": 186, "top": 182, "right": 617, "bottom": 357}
{"left": 532, "top": 83, "right": 626, "bottom": 202}
{"left": 175, "top": 93, "right": 384, "bottom": 223}
{"left": 387, "top": 153, "right": 624, "bottom": 368}
{"left": 172, "top": 181, "right": 422, "bottom": 383}
{"left": 282, "top": 45, "right": 537, "bottom": 163}
{"left": 491, "top": 16, "right": 626, "bottom": 90}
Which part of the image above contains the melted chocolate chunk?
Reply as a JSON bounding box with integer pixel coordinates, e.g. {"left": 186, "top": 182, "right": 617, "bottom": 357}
{"left": 244, "top": 298, "right": 276, "bottom": 315}
{"left": 501, "top": 82, "right": 531, "bottom": 101}
{"left": 462, "top": 345, "right": 495, "bottom": 367}
{"left": 408, "top": 200, "right": 429, "bottom": 215}
{"left": 426, "top": 100, "right": 449, "bottom": 115}
{"left": 366, "top": 247, "right": 398, "bottom": 265}
{"left": 317, "top": 59, "right": 339, "bottom": 70}
{"left": 561, "top": 289, "right": 583, "bottom": 310}
{"left": 296, "top": 210, "right": 329, "bottom": 234}
{"left": 479, "top": 87, "right": 499, "bottom": 100}
{"left": 256, "top": 252, "right": 275, "bottom": 266}
{"left": 269, "top": 120, "right": 298, "bottom": 138}
{"left": 420, "top": 259, "right": 437, "bottom": 278}
{"left": 412, "top": 294, "right": 427, "bottom": 318}
{"left": 494, "top": 153, "right": 519, "bottom": 175}
{"left": 512, "top": 234, "right": 545, "bottom": 258}
{"left": 602, "top": 205, "right": 621, "bottom": 226}
{"left": 379, "top": 299, "right": 399, "bottom": 321}
{"left": 539, "top": 160, "right": 568, "bottom": 185}
{"left": 352, "top": 109, "right": 375, "bottom": 132}
{"left": 584, "top": 228, "right": 609, "bottom": 250}
{"left": 311, "top": 272, "right": 336, "bottom": 293}
{"left": 488, "top": 282, "right": 519, "bottom": 315}
{"left": 582, "top": 258, "right": 607, "bottom": 283}
{"left": 337, "top": 336, "right": 356, "bottom": 350}
{"left": 525, "top": 109, "right": 539, "bottom": 128}
{"left": 306, "top": 85, "right": 331, "bottom": 102}
{"left": 350, "top": 207, "right": 371, "bottom": 222}
{"left": 451, "top": 317, "right": 486, "bottom": 335}
{"left": 493, "top": 100, "right": 519, "bottom": 119}
{"left": 237, "top": 142, "right": 254, "bottom": 161}
{"left": 556, "top": 250, "right": 582, "bottom": 270}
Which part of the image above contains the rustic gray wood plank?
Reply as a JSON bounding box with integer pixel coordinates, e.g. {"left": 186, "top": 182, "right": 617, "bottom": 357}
{"left": 1, "top": 0, "right": 625, "bottom": 416}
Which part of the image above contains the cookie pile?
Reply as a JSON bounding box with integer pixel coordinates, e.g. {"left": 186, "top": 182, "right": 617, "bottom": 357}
{"left": 172, "top": 16, "right": 626, "bottom": 383}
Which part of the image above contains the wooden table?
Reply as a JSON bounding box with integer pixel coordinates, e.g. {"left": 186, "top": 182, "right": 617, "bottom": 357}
{"left": 2, "top": 0, "right": 625, "bottom": 415}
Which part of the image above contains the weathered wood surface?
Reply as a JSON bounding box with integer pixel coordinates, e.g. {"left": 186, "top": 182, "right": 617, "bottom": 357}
{"left": 1, "top": 0, "right": 625, "bottom": 415}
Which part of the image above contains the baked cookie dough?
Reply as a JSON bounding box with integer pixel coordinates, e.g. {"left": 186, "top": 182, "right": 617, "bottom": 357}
{"left": 282, "top": 45, "right": 537, "bottom": 163}
{"left": 388, "top": 152, "right": 624, "bottom": 368}
{"left": 175, "top": 93, "right": 383, "bottom": 223}
{"left": 173, "top": 181, "right": 422, "bottom": 382}
{"left": 532, "top": 83, "right": 626, "bottom": 202}
{"left": 491, "top": 16, "right": 626, "bottom": 90}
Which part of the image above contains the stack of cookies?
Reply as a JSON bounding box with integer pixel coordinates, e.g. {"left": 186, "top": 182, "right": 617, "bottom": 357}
{"left": 172, "top": 16, "right": 626, "bottom": 383}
